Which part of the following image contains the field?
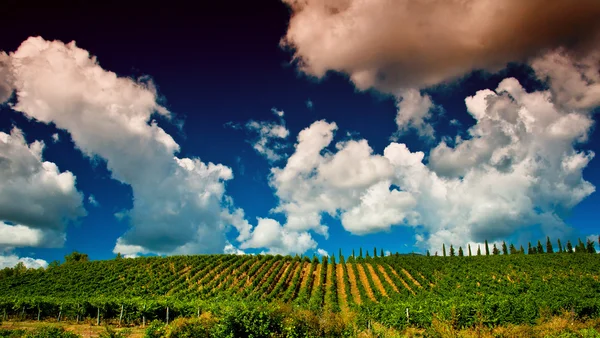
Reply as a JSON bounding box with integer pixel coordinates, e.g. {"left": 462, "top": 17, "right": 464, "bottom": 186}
{"left": 1, "top": 251, "right": 600, "bottom": 336}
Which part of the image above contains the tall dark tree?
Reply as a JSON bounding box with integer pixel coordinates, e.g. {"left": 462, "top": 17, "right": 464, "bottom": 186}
{"left": 365, "top": 250, "right": 370, "bottom": 258}
{"left": 566, "top": 240, "right": 573, "bottom": 253}
{"left": 502, "top": 241, "right": 508, "bottom": 255}
{"left": 380, "top": 248, "right": 384, "bottom": 257}
{"left": 468, "top": 244, "right": 472, "bottom": 257}
{"left": 492, "top": 244, "right": 500, "bottom": 255}
{"left": 509, "top": 244, "right": 518, "bottom": 255}
{"left": 450, "top": 245, "right": 456, "bottom": 257}
{"left": 528, "top": 242, "right": 534, "bottom": 254}
{"left": 339, "top": 249, "right": 342, "bottom": 259}
{"left": 352, "top": 249, "right": 356, "bottom": 257}
{"left": 485, "top": 240, "right": 490, "bottom": 256}
{"left": 443, "top": 244, "right": 447, "bottom": 257}
{"left": 359, "top": 248, "right": 363, "bottom": 258}
{"left": 557, "top": 239, "right": 563, "bottom": 253}
{"left": 426, "top": 250, "right": 431, "bottom": 257}
{"left": 374, "top": 247, "right": 378, "bottom": 257}
{"left": 477, "top": 245, "right": 481, "bottom": 256}
{"left": 537, "top": 240, "right": 544, "bottom": 254}
{"left": 546, "top": 236, "right": 554, "bottom": 254}
{"left": 586, "top": 239, "right": 596, "bottom": 253}
{"left": 519, "top": 245, "right": 525, "bottom": 254}
{"left": 576, "top": 239, "right": 586, "bottom": 253}
{"left": 458, "top": 246, "right": 464, "bottom": 257}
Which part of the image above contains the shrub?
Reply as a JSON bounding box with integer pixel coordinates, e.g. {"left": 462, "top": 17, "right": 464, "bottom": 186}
{"left": 144, "top": 320, "right": 166, "bottom": 338}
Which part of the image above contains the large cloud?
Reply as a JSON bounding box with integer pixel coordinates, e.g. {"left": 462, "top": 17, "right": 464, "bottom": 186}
{"left": 0, "top": 128, "right": 85, "bottom": 250}
{"left": 3, "top": 37, "right": 250, "bottom": 256}
{"left": 0, "top": 254, "right": 48, "bottom": 269}
{"left": 282, "top": 0, "right": 600, "bottom": 92}
{"left": 262, "top": 49, "right": 597, "bottom": 252}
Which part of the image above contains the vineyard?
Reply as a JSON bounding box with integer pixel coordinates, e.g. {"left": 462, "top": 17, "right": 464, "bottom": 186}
{"left": 1, "top": 251, "right": 600, "bottom": 333}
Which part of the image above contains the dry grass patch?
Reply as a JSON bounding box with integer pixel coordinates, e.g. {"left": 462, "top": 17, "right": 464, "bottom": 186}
{"left": 366, "top": 263, "right": 388, "bottom": 297}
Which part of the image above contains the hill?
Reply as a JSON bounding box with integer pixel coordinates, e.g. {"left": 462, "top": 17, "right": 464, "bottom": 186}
{"left": 1, "top": 252, "right": 599, "bottom": 330}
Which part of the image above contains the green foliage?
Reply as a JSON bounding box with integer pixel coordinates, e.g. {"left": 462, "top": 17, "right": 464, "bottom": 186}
{"left": 64, "top": 252, "right": 89, "bottom": 264}
{"left": 144, "top": 320, "right": 166, "bottom": 338}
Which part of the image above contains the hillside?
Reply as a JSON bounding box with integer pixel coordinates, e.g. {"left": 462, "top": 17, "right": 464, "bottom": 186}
{"left": 1, "top": 253, "right": 599, "bottom": 330}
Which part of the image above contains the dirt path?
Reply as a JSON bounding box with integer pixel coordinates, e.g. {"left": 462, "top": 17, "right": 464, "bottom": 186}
{"left": 299, "top": 262, "right": 312, "bottom": 290}
{"left": 346, "top": 263, "right": 362, "bottom": 304}
{"left": 265, "top": 262, "right": 291, "bottom": 295}
{"left": 356, "top": 264, "right": 377, "bottom": 302}
{"left": 401, "top": 268, "right": 422, "bottom": 288}
{"left": 376, "top": 264, "right": 400, "bottom": 293}
{"left": 366, "top": 263, "right": 388, "bottom": 297}
{"left": 336, "top": 263, "right": 349, "bottom": 313}
{"left": 244, "top": 259, "right": 273, "bottom": 287}
{"left": 310, "top": 264, "right": 322, "bottom": 298}
{"left": 284, "top": 262, "right": 299, "bottom": 286}
{"left": 388, "top": 265, "right": 416, "bottom": 295}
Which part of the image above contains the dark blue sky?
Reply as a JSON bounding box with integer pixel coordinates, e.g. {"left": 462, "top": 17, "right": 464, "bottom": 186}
{"left": 1, "top": 0, "right": 599, "bottom": 265}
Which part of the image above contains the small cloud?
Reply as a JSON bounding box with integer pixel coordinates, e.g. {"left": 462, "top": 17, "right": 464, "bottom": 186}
{"left": 223, "top": 121, "right": 242, "bottom": 130}
{"left": 271, "top": 108, "right": 284, "bottom": 117}
{"left": 88, "top": 195, "right": 99, "bottom": 207}
{"left": 317, "top": 248, "right": 328, "bottom": 256}
{"left": 306, "top": 99, "right": 313, "bottom": 110}
{"left": 224, "top": 241, "right": 246, "bottom": 255}
{"left": 51, "top": 133, "right": 60, "bottom": 143}
{"left": 449, "top": 119, "right": 461, "bottom": 127}
{"left": 384, "top": 250, "right": 391, "bottom": 257}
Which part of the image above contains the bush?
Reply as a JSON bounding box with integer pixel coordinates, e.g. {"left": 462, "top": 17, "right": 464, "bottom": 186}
{"left": 23, "top": 326, "right": 80, "bottom": 338}
{"left": 0, "top": 329, "right": 27, "bottom": 338}
{"left": 144, "top": 320, "right": 166, "bottom": 338}
{"left": 164, "top": 317, "right": 215, "bottom": 338}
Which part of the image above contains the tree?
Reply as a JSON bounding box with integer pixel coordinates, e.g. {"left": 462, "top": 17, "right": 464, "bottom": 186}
{"left": 64, "top": 251, "right": 89, "bottom": 264}
{"left": 557, "top": 239, "right": 563, "bottom": 253}
{"left": 492, "top": 244, "right": 500, "bottom": 255}
{"left": 450, "top": 245, "right": 455, "bottom": 257}
{"left": 426, "top": 250, "right": 431, "bottom": 257}
{"left": 477, "top": 245, "right": 481, "bottom": 256}
{"left": 339, "top": 249, "right": 342, "bottom": 259}
{"left": 13, "top": 262, "right": 27, "bottom": 275}
{"left": 380, "top": 248, "right": 384, "bottom": 257}
{"left": 468, "top": 244, "right": 472, "bottom": 257}
{"left": 586, "top": 239, "right": 596, "bottom": 253}
{"left": 359, "top": 248, "right": 363, "bottom": 258}
{"left": 519, "top": 245, "right": 525, "bottom": 254}
{"left": 115, "top": 253, "right": 123, "bottom": 260}
{"left": 537, "top": 240, "right": 544, "bottom": 254}
{"left": 502, "top": 241, "right": 508, "bottom": 255}
{"left": 352, "top": 249, "right": 356, "bottom": 258}
{"left": 458, "top": 246, "right": 464, "bottom": 257}
{"left": 373, "top": 247, "right": 378, "bottom": 257}
{"left": 528, "top": 242, "right": 534, "bottom": 254}
{"left": 566, "top": 240, "right": 574, "bottom": 253}
{"left": 485, "top": 240, "right": 490, "bottom": 256}
{"left": 442, "top": 244, "right": 447, "bottom": 257}
{"left": 546, "top": 237, "right": 554, "bottom": 254}
{"left": 509, "top": 244, "right": 518, "bottom": 255}
{"left": 48, "top": 260, "right": 61, "bottom": 269}
{"left": 576, "top": 239, "right": 586, "bottom": 253}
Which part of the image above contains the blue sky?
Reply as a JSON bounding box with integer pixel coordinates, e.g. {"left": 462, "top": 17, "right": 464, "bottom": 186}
{"left": 1, "top": 0, "right": 600, "bottom": 267}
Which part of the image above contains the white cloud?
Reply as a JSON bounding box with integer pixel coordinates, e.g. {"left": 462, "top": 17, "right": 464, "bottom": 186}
{"left": 0, "top": 127, "right": 85, "bottom": 250}
{"left": 0, "top": 254, "right": 48, "bottom": 269}
{"left": 88, "top": 195, "right": 99, "bottom": 207}
{"left": 240, "top": 217, "right": 317, "bottom": 255}
{"left": 317, "top": 248, "right": 328, "bottom": 256}
{"left": 51, "top": 133, "right": 59, "bottom": 143}
{"left": 224, "top": 241, "right": 246, "bottom": 255}
{"left": 0, "top": 52, "right": 13, "bottom": 104}
{"left": 392, "top": 89, "right": 436, "bottom": 140}
{"left": 3, "top": 37, "right": 248, "bottom": 256}
{"left": 245, "top": 120, "right": 289, "bottom": 162}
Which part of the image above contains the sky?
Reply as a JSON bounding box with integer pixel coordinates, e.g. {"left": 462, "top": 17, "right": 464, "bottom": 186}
{"left": 1, "top": 0, "right": 600, "bottom": 268}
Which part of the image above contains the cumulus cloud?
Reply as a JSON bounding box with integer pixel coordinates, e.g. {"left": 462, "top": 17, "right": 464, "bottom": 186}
{"left": 88, "top": 195, "right": 99, "bottom": 207}
{"left": 0, "top": 254, "right": 48, "bottom": 269}
{"left": 0, "top": 128, "right": 85, "bottom": 250}
{"left": 282, "top": 0, "right": 600, "bottom": 92}
{"left": 265, "top": 49, "right": 598, "bottom": 253}
{"left": 391, "top": 89, "right": 437, "bottom": 140}
{"left": 51, "top": 133, "right": 59, "bottom": 143}
{"left": 317, "top": 248, "right": 328, "bottom": 256}
{"left": 240, "top": 217, "right": 317, "bottom": 255}
{"left": 0, "top": 52, "right": 13, "bottom": 103}
{"left": 3, "top": 37, "right": 248, "bottom": 256}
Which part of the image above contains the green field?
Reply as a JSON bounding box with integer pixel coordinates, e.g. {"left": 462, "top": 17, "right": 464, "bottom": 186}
{"left": 1, "top": 250, "right": 600, "bottom": 336}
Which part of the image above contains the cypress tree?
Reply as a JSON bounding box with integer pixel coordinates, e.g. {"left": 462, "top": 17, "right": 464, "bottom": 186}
{"left": 598, "top": 235, "right": 600, "bottom": 250}
{"left": 586, "top": 239, "right": 596, "bottom": 253}
{"left": 468, "top": 244, "right": 472, "bottom": 257}
{"left": 546, "top": 236, "right": 554, "bottom": 253}
{"left": 374, "top": 247, "right": 378, "bottom": 257}
{"left": 528, "top": 242, "right": 533, "bottom": 254}
{"left": 509, "top": 244, "right": 517, "bottom": 255}
{"left": 359, "top": 248, "right": 363, "bottom": 258}
{"left": 339, "top": 248, "right": 342, "bottom": 259}
{"left": 443, "top": 244, "right": 447, "bottom": 257}
{"left": 566, "top": 240, "right": 573, "bottom": 253}
{"left": 502, "top": 241, "right": 508, "bottom": 255}
{"left": 477, "top": 245, "right": 481, "bottom": 256}
{"left": 492, "top": 244, "right": 500, "bottom": 255}
{"left": 380, "top": 248, "right": 384, "bottom": 257}
{"left": 519, "top": 245, "right": 525, "bottom": 254}
{"left": 537, "top": 240, "right": 544, "bottom": 254}
{"left": 485, "top": 240, "right": 490, "bottom": 256}
{"left": 557, "top": 239, "right": 563, "bottom": 253}
{"left": 458, "top": 246, "right": 464, "bottom": 257}
{"left": 426, "top": 250, "right": 431, "bottom": 257}
{"left": 576, "top": 239, "right": 586, "bottom": 253}
{"left": 365, "top": 250, "right": 370, "bottom": 258}
{"left": 450, "top": 245, "right": 455, "bottom": 257}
